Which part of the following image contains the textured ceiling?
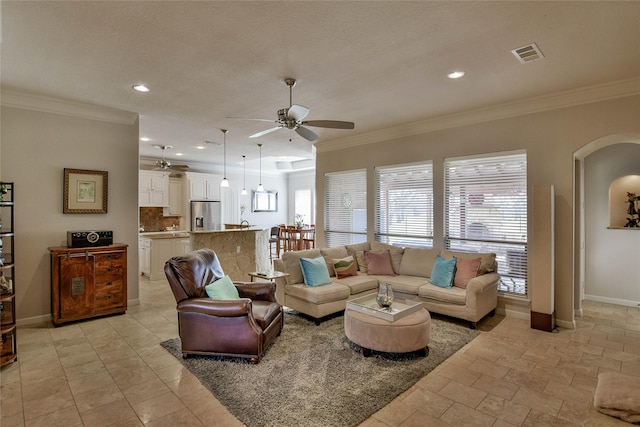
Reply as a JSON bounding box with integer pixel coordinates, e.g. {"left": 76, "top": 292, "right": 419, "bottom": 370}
{"left": 2, "top": 1, "right": 639, "bottom": 173}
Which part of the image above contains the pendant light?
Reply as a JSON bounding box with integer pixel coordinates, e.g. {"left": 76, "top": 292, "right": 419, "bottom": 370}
{"left": 220, "top": 129, "right": 229, "bottom": 187}
{"left": 241, "top": 155, "right": 248, "bottom": 195}
{"left": 257, "top": 143, "right": 264, "bottom": 192}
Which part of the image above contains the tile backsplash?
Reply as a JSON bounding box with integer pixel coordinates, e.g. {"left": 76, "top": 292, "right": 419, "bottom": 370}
{"left": 140, "top": 207, "right": 182, "bottom": 232}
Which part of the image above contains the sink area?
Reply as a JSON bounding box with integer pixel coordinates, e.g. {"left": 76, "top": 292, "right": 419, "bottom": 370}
{"left": 140, "top": 231, "right": 190, "bottom": 238}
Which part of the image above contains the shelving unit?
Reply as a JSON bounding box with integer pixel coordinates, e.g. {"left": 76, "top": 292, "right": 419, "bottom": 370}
{"left": 0, "top": 182, "right": 17, "bottom": 367}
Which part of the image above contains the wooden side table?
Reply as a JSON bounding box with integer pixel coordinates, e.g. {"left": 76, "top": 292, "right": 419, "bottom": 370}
{"left": 248, "top": 271, "right": 289, "bottom": 283}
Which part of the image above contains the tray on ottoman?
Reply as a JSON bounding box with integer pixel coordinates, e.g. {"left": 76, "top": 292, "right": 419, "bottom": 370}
{"left": 346, "top": 293, "right": 423, "bottom": 322}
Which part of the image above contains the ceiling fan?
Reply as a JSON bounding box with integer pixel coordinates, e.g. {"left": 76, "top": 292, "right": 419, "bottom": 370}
{"left": 152, "top": 145, "right": 189, "bottom": 171}
{"left": 231, "top": 78, "right": 355, "bottom": 142}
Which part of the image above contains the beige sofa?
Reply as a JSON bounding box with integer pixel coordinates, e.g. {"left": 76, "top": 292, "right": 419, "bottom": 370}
{"left": 273, "top": 242, "right": 499, "bottom": 328}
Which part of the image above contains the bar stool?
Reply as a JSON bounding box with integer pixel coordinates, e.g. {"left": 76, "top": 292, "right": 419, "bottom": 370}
{"left": 269, "top": 226, "right": 281, "bottom": 259}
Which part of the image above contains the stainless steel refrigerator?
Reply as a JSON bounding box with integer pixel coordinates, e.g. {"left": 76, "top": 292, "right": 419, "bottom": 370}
{"left": 190, "top": 201, "right": 222, "bottom": 231}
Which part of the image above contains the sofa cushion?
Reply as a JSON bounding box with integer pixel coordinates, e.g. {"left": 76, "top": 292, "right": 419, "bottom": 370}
{"left": 286, "top": 282, "right": 351, "bottom": 304}
{"left": 370, "top": 242, "right": 404, "bottom": 273}
{"left": 332, "top": 256, "right": 358, "bottom": 279}
{"left": 430, "top": 255, "right": 456, "bottom": 288}
{"left": 365, "top": 250, "right": 396, "bottom": 275}
{"left": 299, "top": 256, "right": 332, "bottom": 287}
{"left": 372, "top": 275, "right": 429, "bottom": 295}
{"left": 355, "top": 250, "right": 368, "bottom": 273}
{"left": 398, "top": 247, "right": 440, "bottom": 277}
{"left": 335, "top": 274, "right": 379, "bottom": 294}
{"left": 441, "top": 250, "right": 497, "bottom": 275}
{"left": 418, "top": 282, "right": 466, "bottom": 305}
{"left": 282, "top": 249, "right": 322, "bottom": 284}
{"left": 205, "top": 275, "right": 239, "bottom": 300}
{"left": 345, "top": 242, "right": 371, "bottom": 257}
{"left": 453, "top": 257, "right": 481, "bottom": 289}
{"left": 320, "top": 246, "right": 349, "bottom": 276}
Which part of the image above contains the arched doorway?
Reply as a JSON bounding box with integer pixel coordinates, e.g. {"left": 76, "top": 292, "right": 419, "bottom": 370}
{"left": 574, "top": 134, "right": 640, "bottom": 317}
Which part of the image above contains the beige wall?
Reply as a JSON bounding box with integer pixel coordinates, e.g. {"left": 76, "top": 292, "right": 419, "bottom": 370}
{"left": 1, "top": 97, "right": 139, "bottom": 324}
{"left": 315, "top": 95, "right": 640, "bottom": 326}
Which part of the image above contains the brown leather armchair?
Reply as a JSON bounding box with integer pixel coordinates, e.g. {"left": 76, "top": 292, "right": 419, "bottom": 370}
{"left": 164, "top": 248, "right": 283, "bottom": 363}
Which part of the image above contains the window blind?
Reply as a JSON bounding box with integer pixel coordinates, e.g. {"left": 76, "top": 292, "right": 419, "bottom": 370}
{"left": 374, "top": 162, "right": 433, "bottom": 247}
{"left": 444, "top": 152, "right": 528, "bottom": 295}
{"left": 324, "top": 169, "right": 367, "bottom": 248}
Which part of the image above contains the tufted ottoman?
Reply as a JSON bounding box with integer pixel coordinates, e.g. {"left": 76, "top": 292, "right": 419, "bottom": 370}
{"left": 344, "top": 308, "right": 431, "bottom": 357}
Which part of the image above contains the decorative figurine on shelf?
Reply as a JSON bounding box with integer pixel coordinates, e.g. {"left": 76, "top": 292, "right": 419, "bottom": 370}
{"left": 0, "top": 185, "right": 7, "bottom": 201}
{"left": 376, "top": 282, "right": 394, "bottom": 308}
{"left": 0, "top": 273, "right": 10, "bottom": 294}
{"left": 624, "top": 192, "right": 640, "bottom": 228}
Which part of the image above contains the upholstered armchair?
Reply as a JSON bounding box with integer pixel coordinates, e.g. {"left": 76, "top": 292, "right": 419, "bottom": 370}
{"left": 164, "top": 248, "right": 283, "bottom": 363}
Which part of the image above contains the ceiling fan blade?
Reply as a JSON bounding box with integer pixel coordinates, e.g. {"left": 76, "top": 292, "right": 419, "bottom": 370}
{"left": 295, "top": 126, "right": 319, "bottom": 142}
{"left": 302, "top": 120, "right": 355, "bottom": 130}
{"left": 227, "top": 116, "right": 276, "bottom": 123}
{"left": 288, "top": 104, "right": 310, "bottom": 121}
{"left": 249, "top": 126, "right": 282, "bottom": 138}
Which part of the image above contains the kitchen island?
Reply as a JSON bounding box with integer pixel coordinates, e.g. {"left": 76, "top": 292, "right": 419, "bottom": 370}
{"left": 139, "top": 231, "right": 191, "bottom": 280}
{"left": 191, "top": 228, "right": 270, "bottom": 281}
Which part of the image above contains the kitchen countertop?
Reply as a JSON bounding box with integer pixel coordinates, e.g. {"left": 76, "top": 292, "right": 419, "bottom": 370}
{"left": 139, "top": 231, "right": 190, "bottom": 239}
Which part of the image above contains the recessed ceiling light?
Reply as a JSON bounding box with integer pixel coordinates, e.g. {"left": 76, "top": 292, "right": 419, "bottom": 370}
{"left": 196, "top": 145, "right": 206, "bottom": 150}
{"left": 447, "top": 71, "right": 466, "bottom": 79}
{"left": 175, "top": 153, "right": 184, "bottom": 156}
{"left": 133, "top": 84, "right": 150, "bottom": 93}
{"left": 140, "top": 137, "right": 150, "bottom": 142}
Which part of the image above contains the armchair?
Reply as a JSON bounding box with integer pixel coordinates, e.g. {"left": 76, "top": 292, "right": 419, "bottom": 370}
{"left": 164, "top": 248, "right": 283, "bottom": 363}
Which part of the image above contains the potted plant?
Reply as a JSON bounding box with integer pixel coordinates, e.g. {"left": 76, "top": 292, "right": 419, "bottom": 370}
{"left": 294, "top": 213, "right": 305, "bottom": 229}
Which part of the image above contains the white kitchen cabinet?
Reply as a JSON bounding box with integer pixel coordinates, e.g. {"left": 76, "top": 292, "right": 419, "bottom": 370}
{"left": 163, "top": 177, "right": 184, "bottom": 216}
{"left": 185, "top": 172, "right": 222, "bottom": 201}
{"left": 139, "top": 237, "right": 151, "bottom": 276}
{"left": 139, "top": 171, "right": 169, "bottom": 207}
{"left": 141, "top": 235, "right": 192, "bottom": 280}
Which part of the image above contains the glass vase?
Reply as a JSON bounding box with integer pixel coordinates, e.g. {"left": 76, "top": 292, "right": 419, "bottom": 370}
{"left": 376, "top": 282, "right": 394, "bottom": 308}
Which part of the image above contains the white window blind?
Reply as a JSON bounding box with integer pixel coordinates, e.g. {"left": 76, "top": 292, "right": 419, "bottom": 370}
{"left": 374, "top": 162, "right": 433, "bottom": 247}
{"left": 324, "top": 170, "right": 367, "bottom": 248}
{"left": 444, "top": 152, "right": 528, "bottom": 295}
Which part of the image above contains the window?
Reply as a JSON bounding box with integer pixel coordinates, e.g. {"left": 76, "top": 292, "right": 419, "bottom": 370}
{"left": 444, "top": 151, "right": 527, "bottom": 295}
{"left": 375, "top": 162, "right": 433, "bottom": 247}
{"left": 294, "top": 189, "right": 312, "bottom": 225}
{"left": 324, "top": 170, "right": 367, "bottom": 247}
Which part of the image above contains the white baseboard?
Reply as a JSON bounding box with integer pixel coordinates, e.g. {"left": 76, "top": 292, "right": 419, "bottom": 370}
{"left": 496, "top": 307, "right": 531, "bottom": 321}
{"left": 584, "top": 294, "right": 640, "bottom": 307}
{"left": 556, "top": 318, "right": 576, "bottom": 329}
{"left": 17, "top": 314, "right": 51, "bottom": 327}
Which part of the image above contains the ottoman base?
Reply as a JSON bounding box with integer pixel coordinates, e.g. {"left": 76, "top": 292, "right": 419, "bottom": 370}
{"left": 344, "top": 308, "right": 431, "bottom": 356}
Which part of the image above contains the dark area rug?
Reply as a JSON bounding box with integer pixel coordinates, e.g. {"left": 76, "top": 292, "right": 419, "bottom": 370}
{"left": 160, "top": 310, "right": 479, "bottom": 427}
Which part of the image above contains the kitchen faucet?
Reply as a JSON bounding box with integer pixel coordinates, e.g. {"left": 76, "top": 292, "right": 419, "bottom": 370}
{"left": 240, "top": 220, "right": 250, "bottom": 229}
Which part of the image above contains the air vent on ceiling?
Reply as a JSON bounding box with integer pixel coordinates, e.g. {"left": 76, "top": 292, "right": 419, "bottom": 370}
{"left": 511, "top": 43, "right": 544, "bottom": 64}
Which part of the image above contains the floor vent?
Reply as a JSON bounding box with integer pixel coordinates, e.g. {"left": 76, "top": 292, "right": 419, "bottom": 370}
{"left": 511, "top": 43, "right": 544, "bottom": 64}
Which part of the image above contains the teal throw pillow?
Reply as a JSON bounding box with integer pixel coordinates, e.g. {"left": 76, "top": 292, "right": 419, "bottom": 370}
{"left": 205, "top": 275, "right": 240, "bottom": 299}
{"left": 429, "top": 255, "right": 457, "bottom": 288}
{"left": 299, "top": 256, "right": 331, "bottom": 287}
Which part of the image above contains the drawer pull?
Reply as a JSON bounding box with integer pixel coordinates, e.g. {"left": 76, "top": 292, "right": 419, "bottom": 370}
{"left": 106, "top": 281, "right": 112, "bottom": 286}
{"left": 106, "top": 268, "right": 112, "bottom": 273}
{"left": 106, "top": 295, "right": 113, "bottom": 300}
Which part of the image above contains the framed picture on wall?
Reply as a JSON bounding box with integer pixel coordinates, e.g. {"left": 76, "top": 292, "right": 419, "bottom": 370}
{"left": 63, "top": 168, "right": 108, "bottom": 214}
{"left": 252, "top": 190, "right": 278, "bottom": 212}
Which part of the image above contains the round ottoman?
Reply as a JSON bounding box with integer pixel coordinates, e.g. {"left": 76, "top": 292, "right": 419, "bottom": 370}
{"left": 344, "top": 308, "right": 431, "bottom": 357}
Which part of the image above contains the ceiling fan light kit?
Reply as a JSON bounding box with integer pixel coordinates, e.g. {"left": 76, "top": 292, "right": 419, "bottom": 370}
{"left": 236, "top": 78, "right": 355, "bottom": 142}
{"left": 153, "top": 145, "right": 189, "bottom": 171}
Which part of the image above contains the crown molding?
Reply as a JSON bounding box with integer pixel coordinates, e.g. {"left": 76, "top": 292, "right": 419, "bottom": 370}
{"left": 1, "top": 89, "right": 138, "bottom": 125}
{"left": 316, "top": 77, "right": 640, "bottom": 153}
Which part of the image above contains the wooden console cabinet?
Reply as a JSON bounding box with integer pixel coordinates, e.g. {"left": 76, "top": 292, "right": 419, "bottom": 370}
{"left": 49, "top": 244, "right": 128, "bottom": 326}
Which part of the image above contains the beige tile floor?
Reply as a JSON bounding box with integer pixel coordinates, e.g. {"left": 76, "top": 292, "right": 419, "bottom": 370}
{"left": 1, "top": 276, "right": 639, "bottom": 426}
